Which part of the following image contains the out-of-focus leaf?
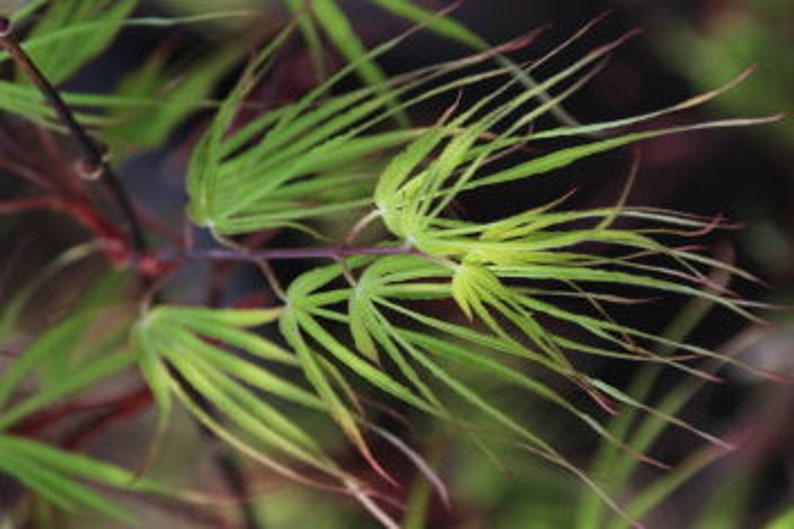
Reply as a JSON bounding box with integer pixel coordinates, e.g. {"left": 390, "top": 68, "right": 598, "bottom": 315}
{"left": 104, "top": 39, "right": 244, "bottom": 152}
{"left": 0, "top": 352, "right": 134, "bottom": 432}
{"left": 0, "top": 313, "right": 92, "bottom": 412}
{"left": 764, "top": 508, "right": 794, "bottom": 529}
{"left": 285, "top": 0, "right": 409, "bottom": 125}
{"left": 372, "top": 0, "right": 487, "bottom": 49}
{"left": 0, "top": 269, "right": 134, "bottom": 431}
{"left": 0, "top": 434, "right": 184, "bottom": 523}
{"left": 0, "top": 435, "right": 134, "bottom": 522}
{"left": 21, "top": 0, "right": 137, "bottom": 84}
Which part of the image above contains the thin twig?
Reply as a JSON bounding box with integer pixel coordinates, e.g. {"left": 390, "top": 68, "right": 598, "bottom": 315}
{"left": 0, "top": 17, "right": 147, "bottom": 259}
{"left": 183, "top": 244, "right": 422, "bottom": 263}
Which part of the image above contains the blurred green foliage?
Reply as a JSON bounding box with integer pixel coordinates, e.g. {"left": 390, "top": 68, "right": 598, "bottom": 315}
{"left": 660, "top": 0, "right": 793, "bottom": 151}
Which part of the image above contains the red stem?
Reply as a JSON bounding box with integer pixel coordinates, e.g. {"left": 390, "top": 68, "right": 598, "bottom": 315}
{"left": 0, "top": 196, "right": 131, "bottom": 265}
{"left": 10, "top": 386, "right": 153, "bottom": 440}
{"left": 63, "top": 387, "right": 154, "bottom": 450}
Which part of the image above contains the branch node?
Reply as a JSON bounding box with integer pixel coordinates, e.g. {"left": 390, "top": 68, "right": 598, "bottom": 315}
{"left": 0, "top": 17, "right": 12, "bottom": 38}
{"left": 76, "top": 159, "right": 104, "bottom": 181}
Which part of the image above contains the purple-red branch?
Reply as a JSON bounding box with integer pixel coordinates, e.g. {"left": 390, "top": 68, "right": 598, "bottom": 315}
{"left": 182, "top": 244, "right": 422, "bottom": 262}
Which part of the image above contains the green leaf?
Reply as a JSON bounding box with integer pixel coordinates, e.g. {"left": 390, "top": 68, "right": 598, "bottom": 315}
{"left": 0, "top": 312, "right": 92, "bottom": 411}
{"left": 299, "top": 0, "right": 409, "bottom": 126}
{"left": 165, "top": 350, "right": 328, "bottom": 469}
{"left": 764, "top": 508, "right": 794, "bottom": 529}
{"left": 8, "top": 0, "right": 50, "bottom": 22}
{"left": 0, "top": 435, "right": 151, "bottom": 523}
{"left": 185, "top": 23, "right": 297, "bottom": 228}
{"left": 0, "top": 267, "right": 134, "bottom": 431}
{"left": 162, "top": 305, "right": 282, "bottom": 327}
{"left": 21, "top": 0, "right": 137, "bottom": 84}
{"left": 284, "top": 0, "right": 328, "bottom": 79}
{"left": 105, "top": 40, "right": 243, "bottom": 152}
{"left": 134, "top": 304, "right": 348, "bottom": 481}
{"left": 371, "top": 0, "right": 487, "bottom": 49}
{"left": 279, "top": 307, "right": 375, "bottom": 461}
{"left": 0, "top": 352, "right": 134, "bottom": 432}
{"left": 187, "top": 13, "right": 541, "bottom": 236}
